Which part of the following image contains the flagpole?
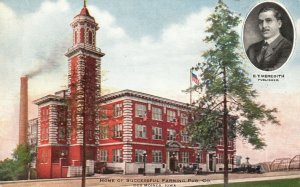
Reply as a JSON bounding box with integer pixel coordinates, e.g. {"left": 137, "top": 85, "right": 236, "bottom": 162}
{"left": 190, "top": 68, "right": 192, "bottom": 105}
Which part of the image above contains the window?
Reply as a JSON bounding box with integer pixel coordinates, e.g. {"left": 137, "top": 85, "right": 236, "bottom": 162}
{"left": 135, "top": 104, "right": 147, "bottom": 117}
{"left": 113, "top": 124, "right": 122, "bottom": 138}
{"left": 99, "top": 150, "right": 108, "bottom": 162}
{"left": 80, "top": 28, "right": 85, "bottom": 43}
{"left": 31, "top": 124, "right": 37, "bottom": 134}
{"left": 167, "top": 110, "right": 176, "bottom": 122}
{"left": 196, "top": 152, "right": 202, "bottom": 163}
{"left": 152, "top": 107, "right": 162, "bottom": 121}
{"left": 152, "top": 150, "right": 162, "bottom": 163}
{"left": 58, "top": 127, "right": 66, "bottom": 139}
{"left": 135, "top": 149, "right": 146, "bottom": 162}
{"left": 182, "top": 152, "right": 189, "bottom": 163}
{"left": 135, "top": 124, "right": 147, "bottom": 138}
{"left": 152, "top": 127, "right": 162, "bottom": 140}
{"left": 88, "top": 30, "right": 93, "bottom": 44}
{"left": 113, "top": 103, "right": 122, "bottom": 117}
{"left": 100, "top": 108, "right": 109, "bottom": 119}
{"left": 41, "top": 151, "right": 48, "bottom": 164}
{"left": 41, "top": 127, "right": 48, "bottom": 140}
{"left": 167, "top": 129, "right": 176, "bottom": 141}
{"left": 113, "top": 149, "right": 122, "bottom": 162}
{"left": 180, "top": 113, "right": 188, "bottom": 125}
{"left": 181, "top": 131, "right": 189, "bottom": 143}
{"left": 100, "top": 125, "right": 108, "bottom": 139}
{"left": 217, "top": 154, "right": 224, "bottom": 164}
{"left": 41, "top": 107, "right": 49, "bottom": 122}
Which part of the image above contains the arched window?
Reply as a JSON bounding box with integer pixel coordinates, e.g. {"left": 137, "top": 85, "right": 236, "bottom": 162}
{"left": 88, "top": 30, "right": 93, "bottom": 44}
{"left": 80, "top": 28, "right": 85, "bottom": 43}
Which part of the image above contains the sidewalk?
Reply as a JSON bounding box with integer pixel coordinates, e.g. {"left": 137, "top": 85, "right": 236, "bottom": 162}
{"left": 1, "top": 171, "right": 300, "bottom": 187}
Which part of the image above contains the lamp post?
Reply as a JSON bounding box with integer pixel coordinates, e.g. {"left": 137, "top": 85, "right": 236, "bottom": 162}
{"left": 246, "top": 157, "right": 250, "bottom": 165}
{"left": 60, "top": 152, "right": 65, "bottom": 178}
{"left": 143, "top": 151, "right": 147, "bottom": 176}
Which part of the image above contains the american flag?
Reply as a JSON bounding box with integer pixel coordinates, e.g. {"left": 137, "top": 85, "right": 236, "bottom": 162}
{"left": 192, "top": 72, "right": 200, "bottom": 85}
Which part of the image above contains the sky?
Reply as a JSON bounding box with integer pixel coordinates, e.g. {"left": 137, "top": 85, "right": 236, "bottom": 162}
{"left": 0, "top": 0, "right": 300, "bottom": 164}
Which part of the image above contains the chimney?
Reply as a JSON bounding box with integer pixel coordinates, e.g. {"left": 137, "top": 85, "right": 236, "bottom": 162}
{"left": 19, "top": 76, "right": 28, "bottom": 145}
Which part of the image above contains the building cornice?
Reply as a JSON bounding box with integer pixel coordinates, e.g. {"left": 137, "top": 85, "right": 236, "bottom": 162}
{"left": 33, "top": 95, "right": 65, "bottom": 105}
{"left": 100, "top": 90, "right": 192, "bottom": 110}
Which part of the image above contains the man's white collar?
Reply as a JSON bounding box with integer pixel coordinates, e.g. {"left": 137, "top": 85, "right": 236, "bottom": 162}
{"left": 265, "top": 33, "right": 280, "bottom": 44}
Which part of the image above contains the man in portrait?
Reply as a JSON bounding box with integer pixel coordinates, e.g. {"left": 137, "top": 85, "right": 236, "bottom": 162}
{"left": 246, "top": 6, "right": 292, "bottom": 71}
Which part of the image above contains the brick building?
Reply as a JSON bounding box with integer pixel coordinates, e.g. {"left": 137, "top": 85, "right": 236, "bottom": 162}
{"left": 29, "top": 3, "right": 235, "bottom": 179}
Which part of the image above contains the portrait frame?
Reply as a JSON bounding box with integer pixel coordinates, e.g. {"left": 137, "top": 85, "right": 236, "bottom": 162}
{"left": 243, "top": 1, "right": 295, "bottom": 71}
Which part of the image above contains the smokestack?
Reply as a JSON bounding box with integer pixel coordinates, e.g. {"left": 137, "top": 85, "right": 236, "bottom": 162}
{"left": 19, "top": 76, "right": 28, "bottom": 145}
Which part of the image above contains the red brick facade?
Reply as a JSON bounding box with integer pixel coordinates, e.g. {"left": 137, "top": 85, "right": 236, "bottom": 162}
{"left": 32, "top": 5, "right": 235, "bottom": 179}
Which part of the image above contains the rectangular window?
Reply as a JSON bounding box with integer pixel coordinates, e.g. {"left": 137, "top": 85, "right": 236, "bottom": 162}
{"left": 167, "top": 110, "right": 176, "bottom": 122}
{"left": 152, "top": 150, "right": 162, "bottom": 163}
{"left": 135, "top": 149, "right": 146, "bottom": 163}
{"left": 196, "top": 152, "right": 202, "bottom": 163}
{"left": 41, "top": 127, "right": 49, "bottom": 141}
{"left": 180, "top": 113, "right": 188, "bottom": 125}
{"left": 152, "top": 107, "right": 162, "bottom": 121}
{"left": 135, "top": 104, "right": 147, "bottom": 118}
{"left": 113, "top": 149, "right": 122, "bottom": 162}
{"left": 100, "top": 150, "right": 108, "bottom": 162}
{"left": 100, "top": 125, "right": 108, "bottom": 139}
{"left": 31, "top": 124, "right": 38, "bottom": 134}
{"left": 182, "top": 152, "right": 189, "bottom": 163}
{"left": 217, "top": 154, "right": 224, "bottom": 164}
{"left": 100, "top": 108, "right": 109, "bottom": 119}
{"left": 135, "top": 124, "right": 147, "bottom": 138}
{"left": 152, "top": 127, "right": 162, "bottom": 140}
{"left": 181, "top": 131, "right": 189, "bottom": 143}
{"left": 113, "top": 124, "right": 122, "bottom": 138}
{"left": 167, "top": 129, "right": 176, "bottom": 141}
{"left": 113, "top": 103, "right": 122, "bottom": 117}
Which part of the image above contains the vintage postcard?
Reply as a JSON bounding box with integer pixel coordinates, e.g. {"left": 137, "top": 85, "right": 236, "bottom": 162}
{"left": 0, "top": 0, "right": 299, "bottom": 186}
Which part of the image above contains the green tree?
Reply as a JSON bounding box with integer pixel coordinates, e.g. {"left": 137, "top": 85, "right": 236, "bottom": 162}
{"left": 187, "top": 1, "right": 279, "bottom": 186}
{"left": 12, "top": 144, "right": 35, "bottom": 180}
{"left": 0, "top": 158, "right": 17, "bottom": 181}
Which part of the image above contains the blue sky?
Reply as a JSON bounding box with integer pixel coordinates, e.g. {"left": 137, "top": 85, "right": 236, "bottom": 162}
{"left": 1, "top": 0, "right": 300, "bottom": 163}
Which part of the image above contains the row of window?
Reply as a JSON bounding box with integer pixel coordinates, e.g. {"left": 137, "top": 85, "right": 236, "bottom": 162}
{"left": 98, "top": 149, "right": 190, "bottom": 163}
{"left": 108, "top": 103, "right": 188, "bottom": 125}
{"left": 100, "top": 124, "right": 190, "bottom": 142}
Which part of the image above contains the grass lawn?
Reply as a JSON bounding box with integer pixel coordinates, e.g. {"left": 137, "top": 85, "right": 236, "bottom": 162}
{"left": 198, "top": 178, "right": 300, "bottom": 187}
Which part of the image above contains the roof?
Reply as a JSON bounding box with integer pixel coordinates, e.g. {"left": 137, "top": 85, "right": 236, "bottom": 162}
{"left": 100, "top": 89, "right": 192, "bottom": 109}
{"left": 33, "top": 95, "right": 65, "bottom": 105}
{"left": 75, "top": 6, "right": 95, "bottom": 20}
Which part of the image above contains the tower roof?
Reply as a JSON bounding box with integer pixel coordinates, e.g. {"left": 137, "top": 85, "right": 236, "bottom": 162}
{"left": 75, "top": 1, "right": 94, "bottom": 20}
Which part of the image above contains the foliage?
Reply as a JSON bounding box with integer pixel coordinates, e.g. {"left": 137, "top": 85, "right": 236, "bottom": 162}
{"left": 187, "top": 0, "right": 279, "bottom": 150}
{"left": 0, "top": 144, "right": 35, "bottom": 181}
{"left": 0, "top": 158, "right": 17, "bottom": 181}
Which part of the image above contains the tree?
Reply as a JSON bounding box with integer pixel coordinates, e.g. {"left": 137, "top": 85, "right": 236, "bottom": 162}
{"left": 12, "top": 144, "right": 35, "bottom": 180}
{"left": 0, "top": 158, "right": 17, "bottom": 181}
{"left": 187, "top": 1, "right": 279, "bottom": 186}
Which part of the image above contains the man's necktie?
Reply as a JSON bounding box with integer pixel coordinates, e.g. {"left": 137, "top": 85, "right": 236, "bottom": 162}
{"left": 258, "top": 42, "right": 269, "bottom": 63}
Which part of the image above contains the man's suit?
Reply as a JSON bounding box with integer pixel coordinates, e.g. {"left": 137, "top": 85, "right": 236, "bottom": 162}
{"left": 246, "top": 35, "right": 292, "bottom": 71}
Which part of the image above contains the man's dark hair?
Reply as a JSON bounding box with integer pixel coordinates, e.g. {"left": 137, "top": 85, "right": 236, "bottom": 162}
{"left": 258, "top": 6, "right": 282, "bottom": 21}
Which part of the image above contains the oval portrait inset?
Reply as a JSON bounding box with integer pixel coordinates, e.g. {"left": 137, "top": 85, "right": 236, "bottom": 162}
{"left": 243, "top": 2, "right": 294, "bottom": 71}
